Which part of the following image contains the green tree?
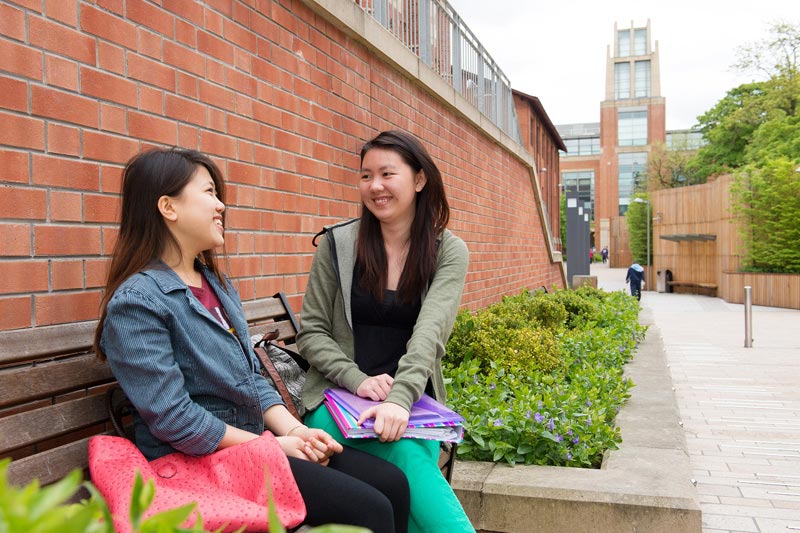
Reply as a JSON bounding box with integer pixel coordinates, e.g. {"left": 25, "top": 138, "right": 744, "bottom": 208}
{"left": 730, "top": 158, "right": 800, "bottom": 273}
{"left": 624, "top": 193, "right": 651, "bottom": 265}
{"left": 647, "top": 142, "right": 702, "bottom": 189}
{"left": 688, "top": 21, "right": 800, "bottom": 181}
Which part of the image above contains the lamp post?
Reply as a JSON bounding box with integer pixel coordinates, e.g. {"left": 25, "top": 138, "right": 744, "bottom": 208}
{"left": 633, "top": 197, "right": 650, "bottom": 289}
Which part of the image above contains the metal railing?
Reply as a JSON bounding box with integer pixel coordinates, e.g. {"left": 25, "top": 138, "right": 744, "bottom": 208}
{"left": 355, "top": 0, "right": 521, "bottom": 143}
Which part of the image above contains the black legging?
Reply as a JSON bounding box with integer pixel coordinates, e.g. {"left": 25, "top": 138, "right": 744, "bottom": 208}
{"left": 288, "top": 446, "right": 409, "bottom": 533}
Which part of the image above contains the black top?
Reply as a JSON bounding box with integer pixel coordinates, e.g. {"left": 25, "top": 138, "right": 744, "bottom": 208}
{"left": 351, "top": 266, "right": 421, "bottom": 378}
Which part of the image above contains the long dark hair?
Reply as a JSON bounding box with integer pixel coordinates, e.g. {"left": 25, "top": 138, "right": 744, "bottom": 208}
{"left": 93, "top": 148, "right": 227, "bottom": 360}
{"left": 357, "top": 130, "right": 450, "bottom": 303}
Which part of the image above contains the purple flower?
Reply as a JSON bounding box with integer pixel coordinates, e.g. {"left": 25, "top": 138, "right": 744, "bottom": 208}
{"left": 473, "top": 376, "right": 479, "bottom": 384}
{"left": 567, "top": 452, "right": 573, "bottom": 460}
{"left": 555, "top": 433, "right": 563, "bottom": 442}
{"left": 573, "top": 437, "right": 580, "bottom": 444}
{"left": 490, "top": 383, "right": 496, "bottom": 390}
{"left": 586, "top": 417, "right": 592, "bottom": 426}
{"left": 534, "top": 412, "right": 544, "bottom": 423}
{"left": 538, "top": 401, "right": 543, "bottom": 409}
{"left": 548, "top": 418, "right": 555, "bottom": 431}
{"left": 619, "top": 346, "right": 625, "bottom": 354}
{"left": 567, "top": 429, "right": 573, "bottom": 436}
{"left": 586, "top": 400, "right": 592, "bottom": 407}
{"left": 525, "top": 410, "right": 532, "bottom": 419}
{"left": 493, "top": 419, "right": 503, "bottom": 427}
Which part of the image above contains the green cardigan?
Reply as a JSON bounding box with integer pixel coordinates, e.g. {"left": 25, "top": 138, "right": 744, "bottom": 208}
{"left": 297, "top": 219, "right": 469, "bottom": 413}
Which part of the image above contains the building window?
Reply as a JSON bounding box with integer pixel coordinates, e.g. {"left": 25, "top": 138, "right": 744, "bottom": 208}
{"left": 618, "top": 152, "right": 647, "bottom": 214}
{"left": 561, "top": 170, "right": 595, "bottom": 215}
{"left": 617, "top": 30, "right": 630, "bottom": 56}
{"left": 666, "top": 130, "right": 705, "bottom": 150}
{"left": 634, "top": 29, "right": 646, "bottom": 55}
{"left": 562, "top": 136, "right": 600, "bottom": 156}
{"left": 618, "top": 110, "right": 647, "bottom": 146}
{"left": 634, "top": 60, "right": 650, "bottom": 97}
{"left": 615, "top": 62, "right": 630, "bottom": 99}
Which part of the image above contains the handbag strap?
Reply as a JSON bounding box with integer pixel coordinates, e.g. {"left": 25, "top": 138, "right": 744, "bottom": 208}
{"left": 254, "top": 344, "right": 302, "bottom": 422}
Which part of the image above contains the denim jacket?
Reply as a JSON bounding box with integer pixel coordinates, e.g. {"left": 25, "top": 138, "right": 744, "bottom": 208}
{"left": 100, "top": 262, "right": 283, "bottom": 460}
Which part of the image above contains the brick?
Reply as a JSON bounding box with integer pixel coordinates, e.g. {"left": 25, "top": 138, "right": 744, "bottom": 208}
{"left": 224, "top": 67, "right": 257, "bottom": 97}
{"left": 49, "top": 190, "right": 83, "bottom": 222}
{"left": 208, "top": 107, "right": 225, "bottom": 132}
{"left": 175, "top": 18, "right": 197, "bottom": 48}
{"left": 197, "top": 30, "right": 234, "bottom": 64}
{"left": 176, "top": 71, "right": 199, "bottom": 98}
{"left": 0, "top": 4, "right": 26, "bottom": 41}
{"left": 31, "top": 85, "right": 98, "bottom": 128}
{"left": 102, "top": 225, "right": 119, "bottom": 254}
{"left": 128, "top": 54, "right": 176, "bottom": 91}
{"left": 0, "top": 150, "right": 29, "bottom": 184}
{"left": 165, "top": 94, "right": 205, "bottom": 126}
{"left": 199, "top": 129, "right": 236, "bottom": 159}
{"left": 85, "top": 258, "right": 110, "bottom": 288}
{"left": 128, "top": 111, "right": 178, "bottom": 146}
{"left": 0, "top": 39, "right": 43, "bottom": 80}
{"left": 79, "top": 5, "right": 136, "bottom": 49}
{"left": 0, "top": 296, "right": 32, "bottom": 330}
{"left": 100, "top": 104, "right": 127, "bottom": 135}
{"left": 97, "top": 41, "right": 125, "bottom": 75}
{"left": 163, "top": 41, "right": 205, "bottom": 77}
{"left": 178, "top": 124, "right": 199, "bottom": 149}
{"left": 138, "top": 85, "right": 163, "bottom": 114}
{"left": 0, "top": 112, "right": 45, "bottom": 150}
{"left": 83, "top": 193, "right": 120, "bottom": 223}
{"left": 34, "top": 225, "right": 102, "bottom": 256}
{"left": 136, "top": 27, "right": 162, "bottom": 60}
{"left": 43, "top": 55, "right": 78, "bottom": 92}
{"left": 35, "top": 290, "right": 103, "bottom": 326}
{"left": 32, "top": 155, "right": 100, "bottom": 191}
{"left": 45, "top": 0, "right": 78, "bottom": 26}
{"left": 30, "top": 16, "right": 95, "bottom": 64}
{"left": 51, "top": 260, "right": 84, "bottom": 290}
{"left": 83, "top": 131, "right": 139, "bottom": 165}
{"left": 0, "top": 223, "right": 31, "bottom": 256}
{"left": 80, "top": 67, "right": 138, "bottom": 107}
{"left": 227, "top": 160, "right": 261, "bottom": 186}
{"left": 0, "top": 185, "right": 46, "bottom": 219}
{"left": 223, "top": 19, "right": 257, "bottom": 52}
{"left": 163, "top": 0, "right": 204, "bottom": 27}
{"left": 100, "top": 164, "right": 124, "bottom": 194}
{"left": 0, "top": 76, "right": 26, "bottom": 113}
{"left": 198, "top": 80, "right": 235, "bottom": 112}
{"left": 128, "top": 0, "right": 174, "bottom": 38}
{"left": 0, "top": 261, "right": 48, "bottom": 294}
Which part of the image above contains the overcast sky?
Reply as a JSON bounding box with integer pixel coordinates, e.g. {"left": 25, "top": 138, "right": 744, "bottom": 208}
{"left": 447, "top": 0, "right": 797, "bottom": 130}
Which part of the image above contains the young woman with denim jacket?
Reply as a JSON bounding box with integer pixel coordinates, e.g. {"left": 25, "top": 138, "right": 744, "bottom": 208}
{"left": 298, "top": 131, "right": 475, "bottom": 532}
{"left": 93, "top": 148, "right": 409, "bottom": 531}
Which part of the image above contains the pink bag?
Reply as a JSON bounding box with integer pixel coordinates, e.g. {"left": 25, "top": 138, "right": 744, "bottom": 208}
{"left": 89, "top": 433, "right": 306, "bottom": 533}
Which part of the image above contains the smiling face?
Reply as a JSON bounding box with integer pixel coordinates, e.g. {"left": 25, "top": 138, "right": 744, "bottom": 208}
{"left": 160, "top": 165, "right": 226, "bottom": 258}
{"left": 359, "top": 147, "right": 426, "bottom": 230}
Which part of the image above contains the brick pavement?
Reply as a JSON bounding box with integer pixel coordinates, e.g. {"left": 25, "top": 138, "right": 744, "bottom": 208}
{"left": 592, "top": 262, "right": 800, "bottom": 533}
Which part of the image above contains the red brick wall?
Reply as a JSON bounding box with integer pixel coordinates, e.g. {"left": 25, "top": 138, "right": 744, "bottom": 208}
{"left": 0, "top": 0, "right": 563, "bottom": 331}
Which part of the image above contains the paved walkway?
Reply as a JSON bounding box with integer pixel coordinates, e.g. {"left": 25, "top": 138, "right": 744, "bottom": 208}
{"left": 591, "top": 263, "right": 800, "bottom": 533}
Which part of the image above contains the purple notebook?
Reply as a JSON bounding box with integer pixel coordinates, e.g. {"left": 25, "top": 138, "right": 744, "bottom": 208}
{"left": 324, "top": 387, "right": 465, "bottom": 429}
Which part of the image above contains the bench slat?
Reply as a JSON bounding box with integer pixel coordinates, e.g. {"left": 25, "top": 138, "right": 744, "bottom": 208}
{"left": 0, "top": 354, "right": 114, "bottom": 409}
{"left": 0, "top": 321, "right": 96, "bottom": 365}
{"left": 0, "top": 395, "right": 107, "bottom": 454}
{"left": 6, "top": 436, "right": 96, "bottom": 487}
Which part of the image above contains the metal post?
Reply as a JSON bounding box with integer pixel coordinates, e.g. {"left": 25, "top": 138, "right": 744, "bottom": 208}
{"left": 646, "top": 201, "right": 650, "bottom": 290}
{"left": 744, "top": 286, "right": 753, "bottom": 347}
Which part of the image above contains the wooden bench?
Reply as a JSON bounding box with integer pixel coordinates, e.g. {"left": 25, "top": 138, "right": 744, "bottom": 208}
{"left": 0, "top": 292, "right": 301, "bottom": 490}
{"left": 667, "top": 281, "right": 718, "bottom": 296}
{"left": 1, "top": 290, "right": 457, "bottom": 489}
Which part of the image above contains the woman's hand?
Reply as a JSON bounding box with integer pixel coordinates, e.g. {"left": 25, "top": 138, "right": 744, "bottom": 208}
{"left": 275, "top": 435, "right": 321, "bottom": 462}
{"left": 358, "top": 402, "right": 409, "bottom": 442}
{"left": 289, "top": 426, "right": 343, "bottom": 466}
{"left": 356, "top": 374, "right": 394, "bottom": 401}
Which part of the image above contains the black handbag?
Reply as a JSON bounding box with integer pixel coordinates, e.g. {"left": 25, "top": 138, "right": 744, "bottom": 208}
{"left": 253, "top": 330, "right": 309, "bottom": 420}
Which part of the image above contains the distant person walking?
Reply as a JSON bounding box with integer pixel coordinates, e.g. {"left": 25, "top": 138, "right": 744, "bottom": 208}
{"left": 626, "top": 263, "right": 645, "bottom": 300}
{"left": 601, "top": 247, "right": 608, "bottom": 264}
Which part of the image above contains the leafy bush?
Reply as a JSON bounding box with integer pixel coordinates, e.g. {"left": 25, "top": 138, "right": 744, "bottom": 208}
{"left": 444, "top": 288, "right": 644, "bottom": 467}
